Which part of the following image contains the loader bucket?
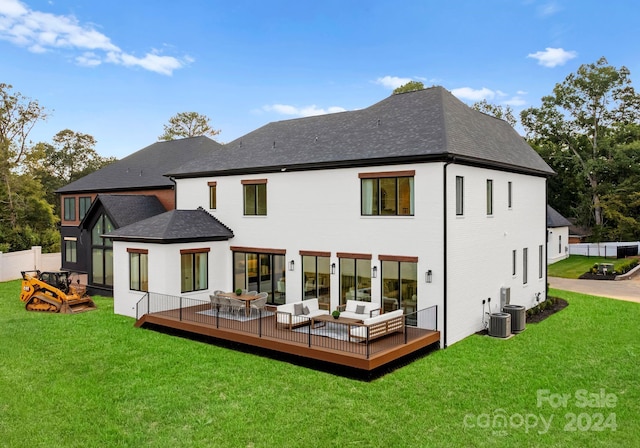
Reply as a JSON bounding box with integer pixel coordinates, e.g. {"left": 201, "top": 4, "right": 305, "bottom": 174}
{"left": 58, "top": 296, "right": 97, "bottom": 314}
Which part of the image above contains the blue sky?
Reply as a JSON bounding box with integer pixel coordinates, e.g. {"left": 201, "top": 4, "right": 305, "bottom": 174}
{"left": 1, "top": 0, "right": 639, "bottom": 159}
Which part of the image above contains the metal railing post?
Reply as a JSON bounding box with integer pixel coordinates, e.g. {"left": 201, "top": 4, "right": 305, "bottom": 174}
{"left": 366, "top": 327, "right": 370, "bottom": 359}
{"left": 308, "top": 320, "right": 312, "bottom": 347}
{"left": 258, "top": 309, "right": 262, "bottom": 337}
{"left": 179, "top": 296, "right": 183, "bottom": 321}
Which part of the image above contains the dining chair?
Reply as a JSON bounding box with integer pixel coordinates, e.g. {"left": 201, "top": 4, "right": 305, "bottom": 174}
{"left": 246, "top": 290, "right": 258, "bottom": 296}
{"left": 209, "top": 294, "right": 219, "bottom": 311}
{"left": 227, "top": 297, "right": 246, "bottom": 316}
{"left": 218, "top": 297, "right": 231, "bottom": 314}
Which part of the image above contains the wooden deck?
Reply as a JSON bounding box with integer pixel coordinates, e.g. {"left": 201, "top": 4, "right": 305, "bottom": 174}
{"left": 135, "top": 303, "right": 440, "bottom": 372}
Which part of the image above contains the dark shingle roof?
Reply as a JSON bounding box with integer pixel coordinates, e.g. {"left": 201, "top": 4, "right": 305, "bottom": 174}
{"left": 57, "top": 136, "right": 223, "bottom": 193}
{"left": 547, "top": 205, "right": 572, "bottom": 228}
{"left": 105, "top": 208, "right": 234, "bottom": 243}
{"left": 168, "top": 87, "right": 553, "bottom": 178}
{"left": 90, "top": 194, "right": 167, "bottom": 228}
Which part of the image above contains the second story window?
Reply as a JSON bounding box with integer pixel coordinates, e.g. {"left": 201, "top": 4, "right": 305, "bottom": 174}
{"left": 360, "top": 170, "right": 415, "bottom": 216}
{"left": 486, "top": 179, "right": 493, "bottom": 215}
{"left": 79, "top": 197, "right": 92, "bottom": 220}
{"left": 208, "top": 182, "right": 217, "bottom": 209}
{"left": 64, "top": 197, "right": 76, "bottom": 221}
{"left": 242, "top": 179, "right": 267, "bottom": 215}
{"left": 455, "top": 176, "right": 464, "bottom": 216}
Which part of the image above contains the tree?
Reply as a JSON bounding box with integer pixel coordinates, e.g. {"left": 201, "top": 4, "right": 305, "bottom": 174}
{"left": 472, "top": 99, "right": 517, "bottom": 128}
{"left": 393, "top": 81, "right": 425, "bottom": 95}
{"left": 158, "top": 111, "right": 220, "bottom": 141}
{"left": 26, "top": 130, "right": 115, "bottom": 215}
{"left": 521, "top": 57, "right": 640, "bottom": 231}
{"left": 0, "top": 83, "right": 48, "bottom": 228}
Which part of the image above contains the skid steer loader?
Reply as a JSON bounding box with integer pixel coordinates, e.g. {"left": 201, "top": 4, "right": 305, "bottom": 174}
{"left": 20, "top": 270, "right": 97, "bottom": 313}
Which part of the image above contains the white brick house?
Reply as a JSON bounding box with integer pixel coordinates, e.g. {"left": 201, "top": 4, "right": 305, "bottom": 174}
{"left": 108, "top": 87, "right": 553, "bottom": 347}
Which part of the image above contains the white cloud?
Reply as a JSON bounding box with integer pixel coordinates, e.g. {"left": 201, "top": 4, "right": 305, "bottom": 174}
{"left": 503, "top": 96, "right": 527, "bottom": 107}
{"left": 451, "top": 87, "right": 496, "bottom": 101}
{"left": 263, "top": 104, "right": 347, "bottom": 117}
{"left": 527, "top": 47, "right": 577, "bottom": 68}
{"left": 0, "top": 0, "right": 188, "bottom": 75}
{"left": 538, "top": 2, "right": 561, "bottom": 16}
{"left": 374, "top": 75, "right": 413, "bottom": 89}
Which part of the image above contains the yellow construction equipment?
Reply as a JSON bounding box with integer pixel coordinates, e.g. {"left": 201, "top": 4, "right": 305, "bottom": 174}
{"left": 20, "top": 270, "right": 97, "bottom": 313}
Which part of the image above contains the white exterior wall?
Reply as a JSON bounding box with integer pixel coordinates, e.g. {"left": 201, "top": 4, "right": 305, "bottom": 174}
{"left": 547, "top": 226, "right": 569, "bottom": 264}
{"left": 113, "top": 161, "right": 547, "bottom": 346}
{"left": 176, "top": 163, "right": 445, "bottom": 326}
{"left": 446, "top": 166, "right": 547, "bottom": 345}
{"left": 113, "top": 240, "right": 231, "bottom": 318}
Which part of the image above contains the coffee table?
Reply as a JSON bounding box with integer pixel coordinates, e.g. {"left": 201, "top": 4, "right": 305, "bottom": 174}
{"left": 311, "top": 314, "right": 363, "bottom": 330}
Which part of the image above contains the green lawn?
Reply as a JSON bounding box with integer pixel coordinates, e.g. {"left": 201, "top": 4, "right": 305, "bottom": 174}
{"left": 547, "top": 255, "right": 631, "bottom": 279}
{"left": 1, "top": 279, "right": 638, "bottom": 447}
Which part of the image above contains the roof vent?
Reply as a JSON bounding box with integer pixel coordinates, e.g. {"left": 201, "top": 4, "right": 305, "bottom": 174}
{"left": 377, "top": 119, "right": 381, "bottom": 127}
{"left": 272, "top": 141, "right": 276, "bottom": 149}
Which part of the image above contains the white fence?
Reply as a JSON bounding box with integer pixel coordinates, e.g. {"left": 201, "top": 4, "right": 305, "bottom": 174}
{"left": 0, "top": 246, "right": 61, "bottom": 282}
{"left": 569, "top": 241, "right": 640, "bottom": 258}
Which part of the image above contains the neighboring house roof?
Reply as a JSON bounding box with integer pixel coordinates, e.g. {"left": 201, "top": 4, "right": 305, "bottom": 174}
{"left": 547, "top": 205, "right": 572, "bottom": 228}
{"left": 105, "top": 208, "right": 234, "bottom": 243}
{"left": 81, "top": 194, "right": 167, "bottom": 229}
{"left": 56, "top": 136, "right": 223, "bottom": 194}
{"left": 168, "top": 86, "right": 554, "bottom": 178}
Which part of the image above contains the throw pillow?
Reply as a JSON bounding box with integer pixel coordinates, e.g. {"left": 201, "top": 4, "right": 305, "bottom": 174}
{"left": 302, "top": 305, "right": 310, "bottom": 315}
{"left": 356, "top": 304, "right": 366, "bottom": 314}
{"left": 294, "top": 303, "right": 304, "bottom": 316}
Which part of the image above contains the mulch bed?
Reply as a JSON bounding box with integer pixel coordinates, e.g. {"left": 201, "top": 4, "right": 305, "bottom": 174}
{"left": 526, "top": 297, "right": 568, "bottom": 324}
{"left": 475, "top": 297, "right": 569, "bottom": 335}
{"left": 578, "top": 272, "right": 616, "bottom": 280}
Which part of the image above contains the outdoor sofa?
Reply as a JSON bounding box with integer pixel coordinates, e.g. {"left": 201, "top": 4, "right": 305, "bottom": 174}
{"left": 349, "top": 309, "right": 405, "bottom": 342}
{"left": 276, "top": 298, "right": 329, "bottom": 330}
{"left": 338, "top": 300, "right": 381, "bottom": 319}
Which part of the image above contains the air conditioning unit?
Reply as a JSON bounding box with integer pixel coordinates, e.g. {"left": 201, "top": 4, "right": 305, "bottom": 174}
{"left": 502, "top": 304, "right": 526, "bottom": 333}
{"left": 489, "top": 312, "right": 511, "bottom": 338}
{"left": 500, "top": 287, "right": 511, "bottom": 309}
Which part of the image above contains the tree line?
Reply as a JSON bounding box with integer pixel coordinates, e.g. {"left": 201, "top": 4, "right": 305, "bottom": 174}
{"left": 397, "top": 57, "right": 640, "bottom": 241}
{"left": 2, "top": 58, "right": 639, "bottom": 253}
{"left": 0, "top": 82, "right": 218, "bottom": 253}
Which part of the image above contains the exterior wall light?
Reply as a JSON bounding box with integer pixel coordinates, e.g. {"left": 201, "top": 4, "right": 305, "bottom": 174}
{"left": 289, "top": 260, "right": 295, "bottom": 271}
{"left": 426, "top": 270, "right": 433, "bottom": 283}
{"left": 372, "top": 266, "right": 378, "bottom": 278}
{"left": 331, "top": 263, "right": 336, "bottom": 274}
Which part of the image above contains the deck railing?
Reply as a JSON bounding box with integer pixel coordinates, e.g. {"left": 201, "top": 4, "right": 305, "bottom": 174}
{"left": 136, "top": 293, "right": 438, "bottom": 359}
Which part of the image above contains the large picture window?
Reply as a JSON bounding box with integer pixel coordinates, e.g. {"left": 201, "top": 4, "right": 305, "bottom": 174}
{"left": 381, "top": 256, "right": 418, "bottom": 314}
{"left": 64, "top": 197, "right": 76, "bottom": 221}
{"left": 129, "top": 249, "right": 148, "bottom": 292}
{"left": 301, "top": 251, "right": 331, "bottom": 308}
{"left": 181, "top": 248, "right": 209, "bottom": 293}
{"left": 338, "top": 253, "right": 371, "bottom": 305}
{"left": 91, "top": 213, "right": 114, "bottom": 287}
{"left": 232, "top": 247, "right": 285, "bottom": 305}
{"left": 360, "top": 171, "right": 414, "bottom": 216}
{"left": 242, "top": 179, "right": 267, "bottom": 215}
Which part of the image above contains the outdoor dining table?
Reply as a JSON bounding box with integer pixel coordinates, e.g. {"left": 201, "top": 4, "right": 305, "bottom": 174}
{"left": 218, "top": 292, "right": 260, "bottom": 316}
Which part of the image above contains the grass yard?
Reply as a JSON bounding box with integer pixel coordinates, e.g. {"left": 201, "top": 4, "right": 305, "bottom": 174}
{"left": 547, "top": 255, "right": 632, "bottom": 279}
{"left": 1, "top": 279, "right": 639, "bottom": 447}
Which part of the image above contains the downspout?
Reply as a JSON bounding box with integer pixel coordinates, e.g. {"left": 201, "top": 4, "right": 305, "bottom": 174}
{"left": 545, "top": 179, "right": 548, "bottom": 300}
{"left": 169, "top": 176, "right": 177, "bottom": 209}
{"left": 442, "top": 157, "right": 454, "bottom": 348}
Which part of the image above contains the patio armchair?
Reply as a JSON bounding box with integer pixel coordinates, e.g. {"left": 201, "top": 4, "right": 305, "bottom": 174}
{"left": 218, "top": 297, "right": 231, "bottom": 314}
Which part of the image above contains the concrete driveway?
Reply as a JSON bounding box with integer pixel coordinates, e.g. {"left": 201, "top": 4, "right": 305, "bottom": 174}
{"left": 548, "top": 275, "right": 640, "bottom": 303}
